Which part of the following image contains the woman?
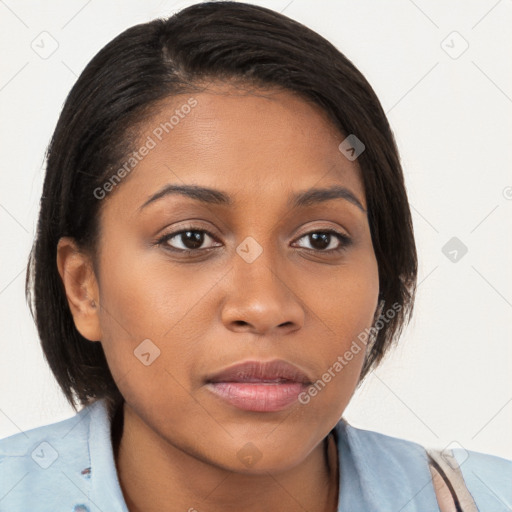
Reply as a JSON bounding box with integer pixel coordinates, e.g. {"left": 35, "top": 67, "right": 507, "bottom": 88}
{"left": 0, "top": 2, "right": 510, "bottom": 511}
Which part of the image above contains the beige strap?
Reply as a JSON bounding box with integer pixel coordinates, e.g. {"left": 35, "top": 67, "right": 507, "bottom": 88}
{"left": 427, "top": 448, "right": 479, "bottom": 512}
{"left": 429, "top": 463, "right": 458, "bottom": 512}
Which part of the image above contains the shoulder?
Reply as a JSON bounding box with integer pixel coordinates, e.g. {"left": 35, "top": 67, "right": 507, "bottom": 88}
{"left": 0, "top": 401, "right": 103, "bottom": 511}
{"left": 338, "top": 418, "right": 430, "bottom": 465}
{"left": 452, "top": 446, "right": 512, "bottom": 511}
{"left": 335, "top": 420, "right": 441, "bottom": 510}
{"left": 337, "top": 419, "right": 512, "bottom": 511}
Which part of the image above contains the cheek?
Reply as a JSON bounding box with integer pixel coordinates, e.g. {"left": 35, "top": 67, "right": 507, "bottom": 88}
{"left": 96, "top": 233, "right": 194, "bottom": 341}
{"left": 310, "top": 249, "right": 379, "bottom": 348}
{"left": 94, "top": 232, "right": 224, "bottom": 390}
{"left": 302, "top": 250, "right": 379, "bottom": 398}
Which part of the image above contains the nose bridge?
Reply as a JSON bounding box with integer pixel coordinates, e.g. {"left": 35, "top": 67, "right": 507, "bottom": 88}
{"left": 235, "top": 232, "right": 286, "bottom": 297}
{"left": 237, "top": 238, "right": 281, "bottom": 291}
{"left": 221, "top": 233, "right": 305, "bottom": 333}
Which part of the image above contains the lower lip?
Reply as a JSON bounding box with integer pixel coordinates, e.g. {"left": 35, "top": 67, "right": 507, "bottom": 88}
{"left": 206, "top": 382, "right": 307, "bottom": 412}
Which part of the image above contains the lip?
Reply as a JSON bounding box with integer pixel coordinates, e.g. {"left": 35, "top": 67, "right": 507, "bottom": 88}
{"left": 206, "top": 360, "right": 313, "bottom": 385}
{"left": 205, "top": 360, "right": 313, "bottom": 412}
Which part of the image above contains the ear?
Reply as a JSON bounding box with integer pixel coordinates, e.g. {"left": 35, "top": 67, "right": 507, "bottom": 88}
{"left": 56, "top": 236, "right": 102, "bottom": 342}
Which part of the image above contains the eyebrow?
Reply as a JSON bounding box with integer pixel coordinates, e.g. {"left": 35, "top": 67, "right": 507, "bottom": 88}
{"left": 138, "top": 184, "right": 366, "bottom": 212}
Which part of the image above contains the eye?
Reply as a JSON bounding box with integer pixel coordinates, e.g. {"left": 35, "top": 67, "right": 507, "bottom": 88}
{"left": 157, "top": 228, "right": 220, "bottom": 252}
{"left": 156, "top": 227, "right": 352, "bottom": 255}
{"left": 293, "top": 230, "right": 351, "bottom": 253}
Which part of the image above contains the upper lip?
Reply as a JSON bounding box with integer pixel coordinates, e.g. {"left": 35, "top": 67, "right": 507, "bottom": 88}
{"left": 206, "top": 360, "right": 312, "bottom": 385}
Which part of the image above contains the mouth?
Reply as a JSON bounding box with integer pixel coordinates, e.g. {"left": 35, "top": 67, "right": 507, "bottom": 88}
{"left": 205, "top": 360, "right": 313, "bottom": 412}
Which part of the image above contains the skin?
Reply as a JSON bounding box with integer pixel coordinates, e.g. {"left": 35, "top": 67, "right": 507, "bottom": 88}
{"left": 57, "top": 83, "right": 380, "bottom": 512}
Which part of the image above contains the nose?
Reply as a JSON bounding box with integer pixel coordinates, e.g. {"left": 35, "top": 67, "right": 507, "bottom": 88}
{"left": 220, "top": 248, "right": 305, "bottom": 336}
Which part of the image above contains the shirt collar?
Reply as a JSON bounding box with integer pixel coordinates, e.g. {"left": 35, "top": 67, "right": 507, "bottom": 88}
{"left": 86, "top": 399, "right": 438, "bottom": 511}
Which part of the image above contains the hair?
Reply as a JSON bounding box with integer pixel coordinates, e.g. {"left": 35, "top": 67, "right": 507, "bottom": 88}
{"left": 26, "top": 1, "right": 417, "bottom": 416}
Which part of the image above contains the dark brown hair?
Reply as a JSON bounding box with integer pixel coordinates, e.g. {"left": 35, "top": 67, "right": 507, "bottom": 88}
{"left": 26, "top": 1, "right": 417, "bottom": 415}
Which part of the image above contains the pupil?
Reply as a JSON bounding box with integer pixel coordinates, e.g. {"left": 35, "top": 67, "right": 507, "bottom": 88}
{"left": 183, "top": 231, "right": 204, "bottom": 249}
{"left": 310, "top": 233, "right": 330, "bottom": 250}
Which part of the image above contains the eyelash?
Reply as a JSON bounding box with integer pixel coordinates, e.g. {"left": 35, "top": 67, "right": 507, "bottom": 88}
{"left": 155, "top": 226, "right": 352, "bottom": 255}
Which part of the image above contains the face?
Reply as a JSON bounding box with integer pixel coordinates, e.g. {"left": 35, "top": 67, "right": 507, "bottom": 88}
{"left": 67, "top": 84, "right": 379, "bottom": 473}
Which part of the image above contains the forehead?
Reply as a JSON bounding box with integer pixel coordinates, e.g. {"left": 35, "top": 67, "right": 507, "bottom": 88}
{"left": 105, "top": 84, "right": 365, "bottom": 214}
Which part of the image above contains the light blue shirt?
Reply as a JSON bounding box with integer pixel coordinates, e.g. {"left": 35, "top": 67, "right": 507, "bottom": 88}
{"left": 0, "top": 398, "right": 510, "bottom": 511}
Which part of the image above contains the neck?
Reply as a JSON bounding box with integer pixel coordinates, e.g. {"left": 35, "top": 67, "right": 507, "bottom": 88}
{"left": 112, "top": 402, "right": 339, "bottom": 512}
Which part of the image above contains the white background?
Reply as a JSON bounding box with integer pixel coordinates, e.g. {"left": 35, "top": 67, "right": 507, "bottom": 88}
{"left": 1, "top": 0, "right": 511, "bottom": 460}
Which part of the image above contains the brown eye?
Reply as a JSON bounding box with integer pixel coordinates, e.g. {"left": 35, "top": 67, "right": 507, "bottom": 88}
{"left": 158, "top": 228, "right": 220, "bottom": 252}
{"left": 294, "top": 230, "right": 351, "bottom": 252}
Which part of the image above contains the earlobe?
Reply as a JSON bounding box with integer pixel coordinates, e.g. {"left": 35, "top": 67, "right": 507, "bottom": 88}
{"left": 56, "top": 236, "right": 102, "bottom": 342}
